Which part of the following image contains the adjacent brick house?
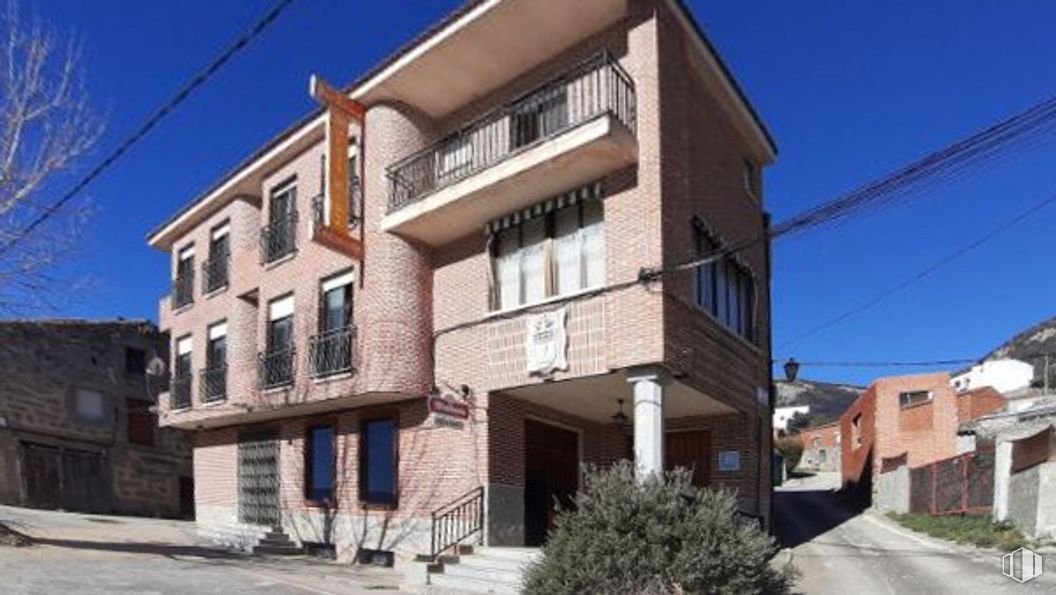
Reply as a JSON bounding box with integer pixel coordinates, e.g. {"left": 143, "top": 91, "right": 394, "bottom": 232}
{"left": 147, "top": 0, "right": 777, "bottom": 565}
{"left": 799, "top": 421, "right": 840, "bottom": 472}
{"left": 0, "top": 319, "right": 192, "bottom": 518}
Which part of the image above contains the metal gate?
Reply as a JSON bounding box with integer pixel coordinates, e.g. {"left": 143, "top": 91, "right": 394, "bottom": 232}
{"left": 20, "top": 443, "right": 109, "bottom": 513}
{"left": 62, "top": 449, "right": 108, "bottom": 513}
{"left": 21, "top": 443, "right": 62, "bottom": 510}
{"left": 238, "top": 431, "right": 280, "bottom": 526}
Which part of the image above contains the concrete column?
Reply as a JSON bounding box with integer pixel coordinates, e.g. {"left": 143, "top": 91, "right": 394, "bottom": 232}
{"left": 627, "top": 366, "right": 670, "bottom": 479}
{"left": 994, "top": 439, "right": 1013, "bottom": 522}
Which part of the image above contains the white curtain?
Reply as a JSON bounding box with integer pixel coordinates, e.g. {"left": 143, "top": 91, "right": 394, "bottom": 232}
{"left": 582, "top": 200, "right": 605, "bottom": 289}
{"left": 497, "top": 228, "right": 520, "bottom": 310}
{"left": 521, "top": 218, "right": 547, "bottom": 304}
{"left": 554, "top": 207, "right": 581, "bottom": 295}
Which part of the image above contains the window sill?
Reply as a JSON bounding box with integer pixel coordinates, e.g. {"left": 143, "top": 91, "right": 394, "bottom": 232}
{"left": 690, "top": 303, "right": 763, "bottom": 357}
{"left": 484, "top": 285, "right": 603, "bottom": 319}
{"left": 204, "top": 285, "right": 229, "bottom": 300}
{"left": 169, "top": 405, "right": 192, "bottom": 413}
{"left": 260, "top": 384, "right": 294, "bottom": 395}
{"left": 263, "top": 252, "right": 297, "bottom": 271}
{"left": 201, "top": 397, "right": 228, "bottom": 408}
{"left": 899, "top": 400, "right": 933, "bottom": 411}
{"left": 171, "top": 302, "right": 194, "bottom": 316}
{"left": 359, "top": 501, "right": 398, "bottom": 512}
{"left": 312, "top": 371, "right": 354, "bottom": 384}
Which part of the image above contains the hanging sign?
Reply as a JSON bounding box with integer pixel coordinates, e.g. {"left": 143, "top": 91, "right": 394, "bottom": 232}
{"left": 525, "top": 307, "right": 568, "bottom": 376}
{"left": 428, "top": 394, "right": 470, "bottom": 420}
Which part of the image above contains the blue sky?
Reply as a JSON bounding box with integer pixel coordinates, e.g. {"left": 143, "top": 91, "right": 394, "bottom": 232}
{"left": 28, "top": 1, "right": 1056, "bottom": 386}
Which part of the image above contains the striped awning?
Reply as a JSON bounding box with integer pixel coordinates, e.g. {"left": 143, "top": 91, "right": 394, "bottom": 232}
{"left": 484, "top": 183, "right": 602, "bottom": 235}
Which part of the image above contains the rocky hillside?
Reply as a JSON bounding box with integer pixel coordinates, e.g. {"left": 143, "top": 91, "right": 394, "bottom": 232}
{"left": 981, "top": 313, "right": 1056, "bottom": 386}
{"left": 775, "top": 379, "right": 863, "bottom": 422}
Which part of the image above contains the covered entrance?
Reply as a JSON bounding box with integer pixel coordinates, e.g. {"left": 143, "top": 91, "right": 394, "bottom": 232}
{"left": 666, "top": 430, "right": 711, "bottom": 487}
{"left": 237, "top": 430, "right": 280, "bottom": 526}
{"left": 524, "top": 419, "right": 579, "bottom": 546}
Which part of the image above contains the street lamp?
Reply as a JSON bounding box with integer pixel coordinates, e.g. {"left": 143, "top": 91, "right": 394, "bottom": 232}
{"left": 783, "top": 358, "right": 800, "bottom": 382}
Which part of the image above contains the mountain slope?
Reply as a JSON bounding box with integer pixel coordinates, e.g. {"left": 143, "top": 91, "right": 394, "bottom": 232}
{"left": 981, "top": 313, "right": 1056, "bottom": 385}
{"left": 775, "top": 379, "right": 863, "bottom": 422}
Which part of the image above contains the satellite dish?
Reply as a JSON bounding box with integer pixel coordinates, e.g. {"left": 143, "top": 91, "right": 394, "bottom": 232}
{"left": 146, "top": 356, "right": 167, "bottom": 377}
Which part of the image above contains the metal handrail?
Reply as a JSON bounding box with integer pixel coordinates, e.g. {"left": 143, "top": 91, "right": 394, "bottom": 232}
{"left": 202, "top": 251, "right": 230, "bottom": 293}
{"left": 170, "top": 375, "right": 192, "bottom": 410}
{"left": 171, "top": 270, "right": 195, "bottom": 309}
{"left": 199, "top": 364, "right": 227, "bottom": 402}
{"left": 258, "top": 346, "right": 296, "bottom": 389}
{"left": 430, "top": 486, "right": 484, "bottom": 559}
{"left": 308, "top": 325, "right": 356, "bottom": 378}
{"left": 260, "top": 211, "right": 298, "bottom": 264}
{"left": 386, "top": 52, "right": 635, "bottom": 213}
{"left": 311, "top": 177, "right": 362, "bottom": 232}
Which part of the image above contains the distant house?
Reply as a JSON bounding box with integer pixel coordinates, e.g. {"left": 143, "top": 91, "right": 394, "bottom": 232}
{"left": 0, "top": 319, "right": 193, "bottom": 518}
{"left": 799, "top": 422, "right": 840, "bottom": 472}
{"left": 774, "top": 405, "right": 809, "bottom": 432}
{"left": 951, "top": 358, "right": 1033, "bottom": 394}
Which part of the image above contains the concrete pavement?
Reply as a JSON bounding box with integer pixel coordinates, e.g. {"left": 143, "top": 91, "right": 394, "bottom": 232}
{"left": 775, "top": 472, "right": 1055, "bottom": 594}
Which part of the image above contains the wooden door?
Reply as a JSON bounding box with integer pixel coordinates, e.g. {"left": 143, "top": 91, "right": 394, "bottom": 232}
{"left": 666, "top": 431, "right": 711, "bottom": 487}
{"left": 524, "top": 420, "right": 579, "bottom": 546}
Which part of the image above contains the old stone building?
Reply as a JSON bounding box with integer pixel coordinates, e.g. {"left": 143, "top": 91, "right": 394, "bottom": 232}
{"left": 0, "top": 319, "right": 193, "bottom": 518}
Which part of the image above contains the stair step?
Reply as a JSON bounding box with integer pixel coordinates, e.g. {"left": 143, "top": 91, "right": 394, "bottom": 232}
{"left": 458, "top": 555, "right": 535, "bottom": 574}
{"left": 428, "top": 572, "right": 521, "bottom": 594}
{"left": 258, "top": 537, "right": 297, "bottom": 546}
{"left": 253, "top": 544, "right": 305, "bottom": 556}
{"left": 264, "top": 531, "right": 290, "bottom": 540}
{"left": 438, "top": 562, "right": 523, "bottom": 584}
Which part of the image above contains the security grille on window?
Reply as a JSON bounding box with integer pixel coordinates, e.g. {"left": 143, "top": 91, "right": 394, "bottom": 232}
{"left": 261, "top": 295, "right": 295, "bottom": 388}
{"left": 693, "top": 219, "right": 756, "bottom": 342}
{"left": 202, "top": 321, "right": 227, "bottom": 402}
{"left": 488, "top": 184, "right": 604, "bottom": 311}
{"left": 899, "top": 390, "right": 932, "bottom": 408}
{"left": 312, "top": 271, "right": 354, "bottom": 377}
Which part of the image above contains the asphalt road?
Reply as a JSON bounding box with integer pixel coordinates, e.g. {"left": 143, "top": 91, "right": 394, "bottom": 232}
{"left": 774, "top": 472, "right": 1055, "bottom": 594}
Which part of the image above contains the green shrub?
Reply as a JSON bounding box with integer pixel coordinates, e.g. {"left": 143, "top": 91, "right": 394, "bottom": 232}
{"left": 522, "top": 461, "right": 795, "bottom": 595}
{"left": 774, "top": 435, "right": 803, "bottom": 473}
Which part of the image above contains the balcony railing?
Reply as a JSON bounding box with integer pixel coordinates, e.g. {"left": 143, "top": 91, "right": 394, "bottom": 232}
{"left": 260, "top": 211, "right": 298, "bottom": 264}
{"left": 171, "top": 271, "right": 195, "bottom": 309}
{"left": 258, "top": 346, "right": 295, "bottom": 390}
{"left": 312, "top": 176, "right": 362, "bottom": 232}
{"left": 308, "top": 326, "right": 356, "bottom": 378}
{"left": 202, "top": 252, "right": 230, "bottom": 294}
{"left": 199, "top": 364, "right": 227, "bottom": 403}
{"left": 387, "top": 52, "right": 635, "bottom": 213}
{"left": 170, "top": 375, "right": 192, "bottom": 410}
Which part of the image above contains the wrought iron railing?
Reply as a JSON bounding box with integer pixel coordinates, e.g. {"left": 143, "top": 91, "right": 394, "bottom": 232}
{"left": 171, "top": 270, "right": 195, "bottom": 309}
{"left": 387, "top": 52, "right": 635, "bottom": 213}
{"left": 258, "top": 346, "right": 295, "bottom": 389}
{"left": 430, "top": 486, "right": 484, "bottom": 559}
{"left": 308, "top": 325, "right": 356, "bottom": 378}
{"left": 170, "top": 375, "right": 192, "bottom": 410}
{"left": 311, "top": 177, "right": 362, "bottom": 232}
{"left": 199, "top": 364, "right": 227, "bottom": 403}
{"left": 260, "top": 211, "right": 298, "bottom": 264}
{"left": 202, "top": 252, "right": 230, "bottom": 293}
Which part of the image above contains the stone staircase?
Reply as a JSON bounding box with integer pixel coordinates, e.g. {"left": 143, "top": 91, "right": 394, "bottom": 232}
{"left": 423, "top": 546, "right": 540, "bottom": 593}
{"left": 251, "top": 528, "right": 304, "bottom": 556}
{"left": 197, "top": 523, "right": 303, "bottom": 556}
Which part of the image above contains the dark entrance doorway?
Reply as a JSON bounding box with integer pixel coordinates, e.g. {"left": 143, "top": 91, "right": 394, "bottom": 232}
{"left": 666, "top": 430, "right": 711, "bottom": 487}
{"left": 20, "top": 442, "right": 109, "bottom": 513}
{"left": 524, "top": 420, "right": 579, "bottom": 547}
{"left": 238, "top": 430, "right": 280, "bottom": 526}
{"left": 179, "top": 476, "right": 195, "bottom": 519}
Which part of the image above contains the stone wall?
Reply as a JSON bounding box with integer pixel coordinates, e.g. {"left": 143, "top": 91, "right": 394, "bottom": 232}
{"left": 874, "top": 466, "right": 909, "bottom": 514}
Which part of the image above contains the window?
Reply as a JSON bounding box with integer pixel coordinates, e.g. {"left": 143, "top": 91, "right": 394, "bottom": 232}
{"left": 124, "top": 347, "right": 146, "bottom": 375}
{"left": 262, "top": 295, "right": 295, "bottom": 388}
{"left": 173, "top": 245, "right": 195, "bottom": 308}
{"left": 313, "top": 272, "right": 355, "bottom": 377}
{"left": 851, "top": 414, "right": 862, "bottom": 449}
{"left": 694, "top": 222, "right": 756, "bottom": 342}
{"left": 264, "top": 180, "right": 297, "bottom": 263}
{"left": 360, "top": 417, "right": 397, "bottom": 506}
{"left": 899, "top": 390, "right": 932, "bottom": 409}
{"left": 437, "top": 134, "right": 473, "bottom": 183}
{"left": 203, "top": 321, "right": 227, "bottom": 402}
{"left": 511, "top": 87, "right": 568, "bottom": 148}
{"left": 305, "top": 424, "right": 335, "bottom": 502}
{"left": 75, "top": 389, "right": 105, "bottom": 422}
{"left": 205, "top": 223, "right": 231, "bottom": 292}
{"left": 269, "top": 180, "right": 296, "bottom": 224}
{"left": 491, "top": 195, "right": 604, "bottom": 310}
{"left": 127, "top": 398, "right": 154, "bottom": 446}
{"left": 172, "top": 335, "right": 193, "bottom": 409}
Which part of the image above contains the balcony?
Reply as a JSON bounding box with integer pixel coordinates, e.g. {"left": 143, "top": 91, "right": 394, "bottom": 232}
{"left": 258, "top": 346, "right": 295, "bottom": 390}
{"left": 260, "top": 211, "right": 297, "bottom": 264}
{"left": 311, "top": 176, "right": 361, "bottom": 233}
{"left": 170, "top": 375, "right": 192, "bottom": 410}
{"left": 202, "top": 252, "right": 230, "bottom": 294}
{"left": 383, "top": 53, "right": 637, "bottom": 246}
{"left": 199, "top": 364, "right": 227, "bottom": 403}
{"left": 308, "top": 326, "right": 356, "bottom": 378}
{"left": 171, "top": 271, "right": 194, "bottom": 309}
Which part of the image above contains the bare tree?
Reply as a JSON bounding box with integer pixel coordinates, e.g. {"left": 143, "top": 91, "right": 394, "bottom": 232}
{"left": 0, "top": 0, "right": 102, "bottom": 313}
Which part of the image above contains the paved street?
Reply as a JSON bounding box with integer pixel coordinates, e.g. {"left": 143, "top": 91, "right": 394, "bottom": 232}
{"left": 775, "top": 472, "right": 1055, "bottom": 594}
{"left": 0, "top": 505, "right": 406, "bottom": 594}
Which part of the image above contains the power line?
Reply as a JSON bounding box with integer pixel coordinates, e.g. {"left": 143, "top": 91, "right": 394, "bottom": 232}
{"left": 0, "top": 0, "right": 296, "bottom": 260}
{"left": 774, "top": 358, "right": 977, "bottom": 369}
{"left": 778, "top": 190, "right": 1056, "bottom": 350}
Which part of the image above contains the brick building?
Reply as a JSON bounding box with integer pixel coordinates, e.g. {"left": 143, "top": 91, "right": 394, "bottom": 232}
{"left": 799, "top": 421, "right": 840, "bottom": 472}
{"left": 146, "top": 0, "right": 777, "bottom": 566}
{"left": 0, "top": 319, "right": 192, "bottom": 518}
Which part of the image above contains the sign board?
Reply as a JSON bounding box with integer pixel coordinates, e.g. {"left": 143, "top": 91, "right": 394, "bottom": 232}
{"left": 718, "top": 450, "right": 741, "bottom": 472}
{"left": 428, "top": 395, "right": 470, "bottom": 420}
{"left": 525, "top": 307, "right": 568, "bottom": 376}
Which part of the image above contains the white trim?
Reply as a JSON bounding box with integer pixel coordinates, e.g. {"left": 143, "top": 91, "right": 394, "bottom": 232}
{"left": 211, "top": 223, "right": 230, "bottom": 241}
{"left": 178, "top": 245, "right": 195, "bottom": 260}
{"left": 269, "top": 295, "right": 295, "bottom": 321}
{"left": 176, "top": 336, "right": 193, "bottom": 356}
{"left": 321, "top": 270, "right": 355, "bottom": 293}
{"left": 208, "top": 321, "right": 228, "bottom": 340}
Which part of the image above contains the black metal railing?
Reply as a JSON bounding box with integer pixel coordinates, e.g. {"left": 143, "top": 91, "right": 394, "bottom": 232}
{"left": 260, "top": 211, "right": 298, "bottom": 264}
{"left": 171, "top": 271, "right": 195, "bottom": 309}
{"left": 258, "top": 346, "right": 295, "bottom": 389}
{"left": 430, "top": 486, "right": 484, "bottom": 559}
{"left": 387, "top": 52, "right": 635, "bottom": 213}
{"left": 202, "top": 252, "right": 230, "bottom": 293}
{"left": 311, "top": 176, "right": 362, "bottom": 233}
{"left": 170, "top": 375, "right": 192, "bottom": 409}
{"left": 308, "top": 326, "right": 356, "bottom": 378}
{"left": 199, "top": 364, "right": 227, "bottom": 403}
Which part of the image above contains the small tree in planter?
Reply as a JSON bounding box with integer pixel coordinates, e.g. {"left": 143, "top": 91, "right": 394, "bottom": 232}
{"left": 523, "top": 461, "right": 795, "bottom": 594}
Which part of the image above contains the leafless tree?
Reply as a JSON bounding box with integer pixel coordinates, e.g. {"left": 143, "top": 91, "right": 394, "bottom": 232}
{"left": 0, "top": 0, "right": 102, "bottom": 313}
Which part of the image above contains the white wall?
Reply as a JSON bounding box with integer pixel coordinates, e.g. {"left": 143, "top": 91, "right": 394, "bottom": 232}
{"left": 773, "top": 405, "right": 809, "bottom": 431}
{"left": 951, "top": 359, "right": 1033, "bottom": 394}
